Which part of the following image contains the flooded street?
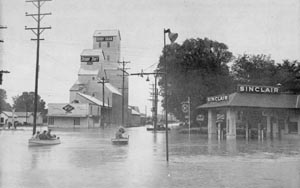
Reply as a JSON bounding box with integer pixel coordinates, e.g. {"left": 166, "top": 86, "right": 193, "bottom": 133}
{"left": 1, "top": 126, "right": 300, "bottom": 188}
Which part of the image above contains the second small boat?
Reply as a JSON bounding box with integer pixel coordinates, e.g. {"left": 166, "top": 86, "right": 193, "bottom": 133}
{"left": 28, "top": 138, "right": 61, "bottom": 146}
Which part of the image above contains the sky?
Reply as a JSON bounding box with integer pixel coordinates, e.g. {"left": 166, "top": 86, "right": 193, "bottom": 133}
{"left": 0, "top": 0, "right": 300, "bottom": 115}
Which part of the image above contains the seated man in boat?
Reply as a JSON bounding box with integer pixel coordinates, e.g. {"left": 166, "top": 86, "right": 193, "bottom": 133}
{"left": 46, "top": 129, "right": 56, "bottom": 139}
{"left": 33, "top": 131, "right": 40, "bottom": 139}
{"left": 39, "top": 130, "right": 48, "bottom": 140}
{"left": 115, "top": 127, "right": 126, "bottom": 139}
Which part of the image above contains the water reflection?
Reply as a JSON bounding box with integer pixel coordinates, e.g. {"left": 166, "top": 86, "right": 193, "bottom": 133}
{"left": 0, "top": 127, "right": 300, "bottom": 188}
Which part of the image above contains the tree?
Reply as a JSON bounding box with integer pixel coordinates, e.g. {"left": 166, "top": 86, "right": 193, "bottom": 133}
{"left": 157, "top": 38, "right": 234, "bottom": 121}
{"left": 231, "top": 54, "right": 300, "bottom": 94}
{"left": 274, "top": 60, "right": 300, "bottom": 94}
{"left": 12, "top": 92, "right": 46, "bottom": 114}
{"left": 231, "top": 54, "right": 277, "bottom": 86}
{"left": 0, "top": 89, "right": 12, "bottom": 113}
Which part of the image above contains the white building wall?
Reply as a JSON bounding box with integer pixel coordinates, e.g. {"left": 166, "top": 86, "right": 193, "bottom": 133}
{"left": 49, "top": 117, "right": 88, "bottom": 128}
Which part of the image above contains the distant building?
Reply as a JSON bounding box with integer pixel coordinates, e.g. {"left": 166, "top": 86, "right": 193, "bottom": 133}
{"left": 14, "top": 112, "right": 43, "bottom": 125}
{"left": 48, "top": 29, "right": 130, "bottom": 128}
{"left": 128, "top": 106, "right": 141, "bottom": 127}
{"left": 0, "top": 111, "right": 42, "bottom": 127}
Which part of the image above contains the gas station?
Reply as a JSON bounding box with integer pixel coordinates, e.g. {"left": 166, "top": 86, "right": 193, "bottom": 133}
{"left": 197, "top": 85, "right": 300, "bottom": 140}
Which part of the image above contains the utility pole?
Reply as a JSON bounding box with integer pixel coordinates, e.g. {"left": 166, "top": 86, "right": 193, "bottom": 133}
{"left": 118, "top": 60, "right": 130, "bottom": 126}
{"left": 154, "top": 74, "right": 158, "bottom": 131}
{"left": 131, "top": 70, "right": 163, "bottom": 132}
{"left": 0, "top": 25, "right": 7, "bottom": 43}
{"left": 0, "top": 25, "right": 9, "bottom": 85}
{"left": 148, "top": 83, "right": 155, "bottom": 128}
{"left": 98, "top": 77, "right": 109, "bottom": 128}
{"left": 25, "top": 0, "right": 52, "bottom": 135}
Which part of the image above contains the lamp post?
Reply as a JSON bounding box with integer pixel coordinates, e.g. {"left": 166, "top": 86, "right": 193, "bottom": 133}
{"left": 163, "top": 28, "right": 178, "bottom": 162}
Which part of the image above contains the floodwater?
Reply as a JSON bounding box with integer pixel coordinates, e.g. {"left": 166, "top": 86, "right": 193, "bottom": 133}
{"left": 1, "top": 126, "right": 300, "bottom": 188}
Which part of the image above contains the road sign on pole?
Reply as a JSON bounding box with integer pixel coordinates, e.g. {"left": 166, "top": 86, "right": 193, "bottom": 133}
{"left": 182, "top": 103, "right": 189, "bottom": 113}
{"left": 181, "top": 97, "right": 191, "bottom": 134}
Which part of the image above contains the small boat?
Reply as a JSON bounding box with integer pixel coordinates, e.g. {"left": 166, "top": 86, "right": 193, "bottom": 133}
{"left": 111, "top": 136, "right": 129, "bottom": 145}
{"left": 28, "top": 138, "right": 61, "bottom": 146}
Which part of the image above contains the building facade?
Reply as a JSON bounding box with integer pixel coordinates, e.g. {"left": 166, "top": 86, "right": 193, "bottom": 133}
{"left": 0, "top": 111, "right": 43, "bottom": 127}
{"left": 48, "top": 30, "right": 129, "bottom": 128}
{"left": 198, "top": 85, "right": 300, "bottom": 140}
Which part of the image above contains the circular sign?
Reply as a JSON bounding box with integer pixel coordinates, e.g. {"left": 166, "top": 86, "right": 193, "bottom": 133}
{"left": 182, "top": 103, "right": 189, "bottom": 113}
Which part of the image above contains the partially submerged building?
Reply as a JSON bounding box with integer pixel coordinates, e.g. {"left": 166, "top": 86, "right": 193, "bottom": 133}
{"left": 198, "top": 85, "right": 300, "bottom": 139}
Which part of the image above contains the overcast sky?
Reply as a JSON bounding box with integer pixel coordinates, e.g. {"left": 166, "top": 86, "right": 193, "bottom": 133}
{"left": 1, "top": 0, "right": 300, "bottom": 114}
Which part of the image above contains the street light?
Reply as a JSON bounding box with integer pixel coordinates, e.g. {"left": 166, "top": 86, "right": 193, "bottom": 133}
{"left": 0, "top": 70, "right": 10, "bottom": 85}
{"left": 163, "top": 28, "right": 178, "bottom": 162}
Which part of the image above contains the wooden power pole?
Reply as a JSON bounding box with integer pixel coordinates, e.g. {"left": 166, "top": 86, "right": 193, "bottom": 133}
{"left": 118, "top": 61, "right": 130, "bottom": 126}
{"left": 25, "top": 0, "right": 52, "bottom": 135}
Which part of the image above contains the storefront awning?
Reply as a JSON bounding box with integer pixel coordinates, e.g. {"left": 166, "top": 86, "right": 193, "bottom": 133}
{"left": 197, "top": 92, "right": 300, "bottom": 109}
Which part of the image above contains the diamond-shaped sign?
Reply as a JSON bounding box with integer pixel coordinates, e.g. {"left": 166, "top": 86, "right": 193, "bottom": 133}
{"left": 63, "top": 104, "right": 74, "bottom": 113}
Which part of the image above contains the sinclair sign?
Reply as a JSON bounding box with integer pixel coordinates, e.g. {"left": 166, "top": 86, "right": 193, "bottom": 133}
{"left": 237, "top": 85, "right": 280, "bottom": 94}
{"left": 207, "top": 94, "right": 229, "bottom": 103}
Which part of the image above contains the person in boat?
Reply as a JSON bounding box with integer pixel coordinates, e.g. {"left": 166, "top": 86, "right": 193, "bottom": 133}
{"left": 33, "top": 131, "right": 40, "bottom": 139}
{"left": 115, "top": 127, "right": 126, "bottom": 139}
{"left": 46, "top": 129, "right": 56, "bottom": 139}
{"left": 39, "top": 130, "right": 48, "bottom": 140}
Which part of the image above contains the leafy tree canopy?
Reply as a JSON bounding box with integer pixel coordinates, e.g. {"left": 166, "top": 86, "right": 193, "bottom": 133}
{"left": 231, "top": 54, "right": 300, "bottom": 94}
{"left": 157, "top": 38, "right": 234, "bottom": 120}
{"left": 12, "top": 92, "right": 46, "bottom": 114}
{"left": 231, "top": 54, "right": 277, "bottom": 85}
{"left": 0, "top": 89, "right": 12, "bottom": 113}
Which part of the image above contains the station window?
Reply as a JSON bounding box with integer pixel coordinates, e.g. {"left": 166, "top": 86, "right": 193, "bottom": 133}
{"left": 237, "top": 111, "right": 243, "bottom": 121}
{"left": 74, "top": 118, "right": 80, "bottom": 125}
{"left": 92, "top": 77, "right": 95, "bottom": 80}
{"left": 48, "top": 117, "right": 54, "bottom": 125}
{"left": 107, "top": 42, "right": 110, "bottom": 48}
{"left": 0, "top": 117, "right": 4, "bottom": 123}
{"left": 288, "top": 122, "right": 298, "bottom": 134}
{"left": 98, "top": 42, "right": 101, "bottom": 48}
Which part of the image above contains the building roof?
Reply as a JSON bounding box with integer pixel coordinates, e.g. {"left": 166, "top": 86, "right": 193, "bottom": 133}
{"left": 81, "top": 49, "right": 105, "bottom": 59}
{"left": 129, "top": 106, "right": 141, "bottom": 116}
{"left": 1, "top": 111, "right": 18, "bottom": 118}
{"left": 14, "top": 112, "right": 42, "bottom": 117}
{"left": 131, "top": 109, "right": 140, "bottom": 115}
{"left": 105, "top": 83, "right": 121, "bottom": 95}
{"left": 14, "top": 112, "right": 30, "bottom": 117}
{"left": 198, "top": 92, "right": 300, "bottom": 109}
{"left": 129, "top": 106, "right": 140, "bottom": 113}
{"left": 78, "top": 68, "right": 99, "bottom": 75}
{"left": 77, "top": 92, "right": 111, "bottom": 107}
{"left": 70, "top": 80, "right": 86, "bottom": 91}
{"left": 93, "top": 30, "right": 121, "bottom": 40}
